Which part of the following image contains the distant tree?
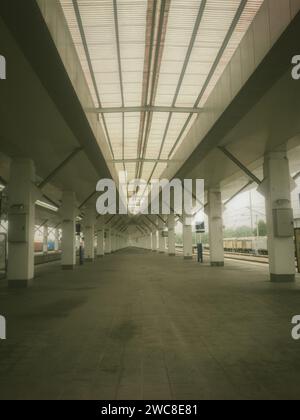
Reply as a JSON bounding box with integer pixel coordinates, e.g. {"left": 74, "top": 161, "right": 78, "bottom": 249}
{"left": 223, "top": 226, "right": 253, "bottom": 238}
{"left": 255, "top": 220, "right": 267, "bottom": 236}
{"left": 175, "top": 221, "right": 267, "bottom": 246}
{"left": 175, "top": 233, "right": 183, "bottom": 245}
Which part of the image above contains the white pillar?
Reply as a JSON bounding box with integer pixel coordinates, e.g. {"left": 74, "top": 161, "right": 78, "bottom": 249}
{"left": 84, "top": 206, "right": 95, "bottom": 262}
{"left": 54, "top": 228, "right": 60, "bottom": 251}
{"left": 8, "top": 158, "right": 36, "bottom": 287}
{"left": 61, "top": 191, "right": 77, "bottom": 270}
{"left": 115, "top": 233, "right": 118, "bottom": 251}
{"left": 42, "top": 225, "right": 48, "bottom": 255}
{"left": 208, "top": 189, "right": 224, "bottom": 267}
{"left": 146, "top": 234, "right": 151, "bottom": 250}
{"left": 152, "top": 230, "right": 157, "bottom": 252}
{"left": 105, "top": 228, "right": 112, "bottom": 254}
{"left": 263, "top": 149, "right": 295, "bottom": 282}
{"left": 76, "top": 231, "right": 81, "bottom": 251}
{"left": 96, "top": 217, "right": 105, "bottom": 258}
{"left": 158, "top": 217, "right": 165, "bottom": 253}
{"left": 168, "top": 213, "right": 176, "bottom": 256}
{"left": 183, "top": 213, "right": 193, "bottom": 260}
{"left": 111, "top": 231, "right": 116, "bottom": 253}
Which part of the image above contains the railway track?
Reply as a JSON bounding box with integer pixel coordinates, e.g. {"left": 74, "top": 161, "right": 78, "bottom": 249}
{"left": 175, "top": 245, "right": 269, "bottom": 264}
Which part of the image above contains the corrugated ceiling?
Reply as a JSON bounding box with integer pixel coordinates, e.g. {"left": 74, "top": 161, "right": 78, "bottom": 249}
{"left": 60, "top": 0, "right": 264, "bottom": 183}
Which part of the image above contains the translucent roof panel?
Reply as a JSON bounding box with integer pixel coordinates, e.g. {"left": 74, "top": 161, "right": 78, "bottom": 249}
{"left": 124, "top": 113, "right": 141, "bottom": 160}
{"left": 104, "top": 113, "right": 123, "bottom": 159}
{"left": 155, "top": 0, "right": 201, "bottom": 107}
{"left": 60, "top": 0, "right": 264, "bottom": 183}
{"left": 145, "top": 113, "right": 170, "bottom": 160}
{"left": 176, "top": 0, "right": 241, "bottom": 107}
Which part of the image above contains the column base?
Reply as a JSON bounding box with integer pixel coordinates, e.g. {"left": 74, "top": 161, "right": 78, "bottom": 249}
{"left": 62, "top": 265, "right": 75, "bottom": 270}
{"left": 184, "top": 256, "right": 193, "bottom": 260}
{"left": 97, "top": 255, "right": 104, "bottom": 258}
{"left": 8, "top": 279, "right": 33, "bottom": 288}
{"left": 84, "top": 258, "right": 94, "bottom": 263}
{"left": 159, "top": 251, "right": 165, "bottom": 254}
{"left": 169, "top": 253, "right": 176, "bottom": 257}
{"left": 211, "top": 262, "right": 224, "bottom": 267}
{"left": 271, "top": 273, "right": 295, "bottom": 283}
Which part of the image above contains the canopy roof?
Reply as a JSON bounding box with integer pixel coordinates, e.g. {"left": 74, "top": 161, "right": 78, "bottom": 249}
{"left": 60, "top": 0, "right": 263, "bottom": 184}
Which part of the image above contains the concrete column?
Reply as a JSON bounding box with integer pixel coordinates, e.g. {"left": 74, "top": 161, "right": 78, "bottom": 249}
{"left": 168, "top": 213, "right": 176, "bottom": 256}
{"left": 152, "top": 230, "right": 157, "bottom": 252}
{"left": 105, "top": 229, "right": 112, "bottom": 254}
{"left": 158, "top": 217, "right": 165, "bottom": 253}
{"left": 42, "top": 225, "right": 48, "bottom": 255}
{"left": 146, "top": 234, "right": 152, "bottom": 250}
{"left": 96, "top": 217, "right": 105, "bottom": 258}
{"left": 208, "top": 189, "right": 224, "bottom": 267}
{"left": 263, "top": 149, "right": 295, "bottom": 282}
{"left": 114, "top": 233, "right": 117, "bottom": 251}
{"left": 111, "top": 231, "right": 116, "bottom": 253}
{"left": 61, "top": 191, "right": 77, "bottom": 270}
{"left": 76, "top": 231, "right": 81, "bottom": 251}
{"left": 114, "top": 232, "right": 118, "bottom": 251}
{"left": 84, "top": 206, "right": 95, "bottom": 262}
{"left": 7, "top": 158, "right": 36, "bottom": 287}
{"left": 54, "top": 228, "right": 60, "bottom": 251}
{"left": 183, "top": 213, "right": 193, "bottom": 260}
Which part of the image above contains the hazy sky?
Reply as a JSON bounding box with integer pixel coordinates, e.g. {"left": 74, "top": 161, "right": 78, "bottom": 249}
{"left": 187, "top": 178, "right": 300, "bottom": 233}
{"left": 223, "top": 178, "right": 300, "bottom": 229}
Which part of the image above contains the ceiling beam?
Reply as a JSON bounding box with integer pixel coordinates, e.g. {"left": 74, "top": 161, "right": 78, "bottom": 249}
{"left": 105, "top": 215, "right": 116, "bottom": 226}
{"left": 293, "top": 171, "right": 300, "bottom": 181}
{"left": 88, "top": 106, "right": 203, "bottom": 114}
{"left": 218, "top": 146, "right": 262, "bottom": 185}
{"left": 112, "top": 158, "right": 170, "bottom": 164}
{"left": 113, "top": 0, "right": 125, "bottom": 170}
{"left": 135, "top": 0, "right": 158, "bottom": 181}
{"left": 138, "top": 0, "right": 170, "bottom": 179}
{"left": 38, "top": 147, "right": 83, "bottom": 189}
{"left": 72, "top": 0, "right": 114, "bottom": 158}
{"left": 78, "top": 190, "right": 97, "bottom": 210}
{"left": 224, "top": 181, "right": 254, "bottom": 207}
{"left": 148, "top": 0, "right": 207, "bottom": 183}
{"left": 168, "top": 0, "right": 248, "bottom": 159}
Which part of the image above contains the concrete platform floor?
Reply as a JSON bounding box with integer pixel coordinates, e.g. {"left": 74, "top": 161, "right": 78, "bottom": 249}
{"left": 0, "top": 248, "right": 300, "bottom": 400}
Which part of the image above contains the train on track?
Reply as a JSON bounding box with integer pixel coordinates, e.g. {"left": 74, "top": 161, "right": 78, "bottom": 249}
{"left": 222, "top": 237, "right": 268, "bottom": 255}
{"left": 34, "top": 241, "right": 57, "bottom": 253}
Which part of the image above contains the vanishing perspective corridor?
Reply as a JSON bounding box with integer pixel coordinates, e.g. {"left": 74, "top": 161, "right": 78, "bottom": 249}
{"left": 1, "top": 249, "right": 300, "bottom": 400}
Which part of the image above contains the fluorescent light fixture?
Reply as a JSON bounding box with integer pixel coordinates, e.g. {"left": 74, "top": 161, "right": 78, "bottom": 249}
{"left": 36, "top": 200, "right": 59, "bottom": 212}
